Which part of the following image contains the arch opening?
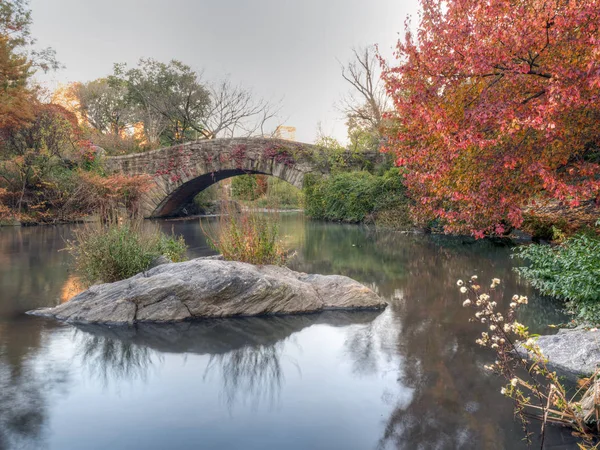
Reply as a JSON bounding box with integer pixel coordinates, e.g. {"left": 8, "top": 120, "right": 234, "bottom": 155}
{"left": 152, "top": 169, "right": 301, "bottom": 218}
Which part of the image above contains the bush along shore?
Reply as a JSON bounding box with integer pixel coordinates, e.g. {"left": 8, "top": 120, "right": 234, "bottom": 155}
{"left": 303, "top": 168, "right": 413, "bottom": 230}
{"left": 515, "top": 229, "right": 600, "bottom": 326}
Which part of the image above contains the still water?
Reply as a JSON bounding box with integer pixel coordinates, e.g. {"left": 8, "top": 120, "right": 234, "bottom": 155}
{"left": 0, "top": 214, "right": 576, "bottom": 450}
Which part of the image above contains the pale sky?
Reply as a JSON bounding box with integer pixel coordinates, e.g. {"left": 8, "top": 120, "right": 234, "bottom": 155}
{"left": 30, "top": 0, "right": 419, "bottom": 143}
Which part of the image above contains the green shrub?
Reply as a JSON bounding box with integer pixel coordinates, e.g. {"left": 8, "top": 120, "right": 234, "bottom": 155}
{"left": 202, "top": 207, "right": 287, "bottom": 265}
{"left": 231, "top": 175, "right": 262, "bottom": 200}
{"left": 304, "top": 168, "right": 411, "bottom": 226}
{"left": 67, "top": 221, "right": 187, "bottom": 285}
{"left": 260, "top": 178, "right": 303, "bottom": 209}
{"left": 515, "top": 233, "right": 600, "bottom": 323}
{"left": 193, "top": 184, "right": 220, "bottom": 210}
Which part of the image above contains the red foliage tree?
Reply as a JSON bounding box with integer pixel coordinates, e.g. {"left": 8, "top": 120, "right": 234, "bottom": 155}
{"left": 381, "top": 0, "right": 600, "bottom": 236}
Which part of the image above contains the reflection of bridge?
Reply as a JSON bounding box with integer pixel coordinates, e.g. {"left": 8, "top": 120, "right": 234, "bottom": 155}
{"left": 105, "top": 137, "right": 381, "bottom": 218}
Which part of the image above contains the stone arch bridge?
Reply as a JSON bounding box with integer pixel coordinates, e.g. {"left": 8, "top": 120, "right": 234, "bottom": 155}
{"left": 105, "top": 137, "right": 381, "bottom": 218}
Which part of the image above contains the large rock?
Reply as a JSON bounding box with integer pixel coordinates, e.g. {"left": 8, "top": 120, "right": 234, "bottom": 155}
{"left": 521, "top": 327, "right": 600, "bottom": 380}
{"left": 28, "top": 258, "right": 386, "bottom": 325}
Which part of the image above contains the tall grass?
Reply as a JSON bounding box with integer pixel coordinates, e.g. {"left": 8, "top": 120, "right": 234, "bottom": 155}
{"left": 202, "top": 204, "right": 288, "bottom": 266}
{"left": 67, "top": 220, "right": 187, "bottom": 285}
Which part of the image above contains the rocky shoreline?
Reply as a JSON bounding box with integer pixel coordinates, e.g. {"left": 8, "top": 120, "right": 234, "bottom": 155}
{"left": 523, "top": 327, "right": 600, "bottom": 380}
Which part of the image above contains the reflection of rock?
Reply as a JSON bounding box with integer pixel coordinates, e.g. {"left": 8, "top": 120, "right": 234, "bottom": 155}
{"left": 28, "top": 259, "right": 386, "bottom": 325}
{"left": 72, "top": 310, "right": 383, "bottom": 355}
{"left": 519, "top": 328, "right": 600, "bottom": 380}
{"left": 73, "top": 310, "right": 382, "bottom": 409}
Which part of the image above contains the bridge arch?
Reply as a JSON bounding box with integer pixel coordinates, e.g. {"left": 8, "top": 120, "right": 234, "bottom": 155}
{"left": 105, "top": 138, "right": 321, "bottom": 218}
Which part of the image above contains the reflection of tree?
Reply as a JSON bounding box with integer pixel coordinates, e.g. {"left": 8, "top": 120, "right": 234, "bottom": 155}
{"left": 298, "top": 224, "right": 574, "bottom": 449}
{"left": 73, "top": 311, "right": 380, "bottom": 411}
{"left": 75, "top": 330, "right": 160, "bottom": 385}
{"left": 204, "top": 343, "right": 286, "bottom": 410}
{"left": 0, "top": 317, "right": 69, "bottom": 449}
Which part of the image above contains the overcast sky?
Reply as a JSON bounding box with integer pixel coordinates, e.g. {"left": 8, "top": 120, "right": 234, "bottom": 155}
{"left": 30, "top": 0, "right": 419, "bottom": 143}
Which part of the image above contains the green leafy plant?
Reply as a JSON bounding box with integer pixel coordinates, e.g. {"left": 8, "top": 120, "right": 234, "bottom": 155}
{"left": 67, "top": 220, "right": 187, "bottom": 285}
{"left": 515, "top": 234, "right": 600, "bottom": 323}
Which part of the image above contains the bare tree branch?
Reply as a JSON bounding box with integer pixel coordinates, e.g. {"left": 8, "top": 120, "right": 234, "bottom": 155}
{"left": 195, "top": 79, "right": 281, "bottom": 138}
{"left": 338, "top": 45, "right": 390, "bottom": 134}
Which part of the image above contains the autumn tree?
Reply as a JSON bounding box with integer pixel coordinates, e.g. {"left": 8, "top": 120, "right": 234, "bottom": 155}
{"left": 0, "top": 0, "right": 59, "bottom": 72}
{"left": 381, "top": 0, "right": 600, "bottom": 236}
{"left": 0, "top": 0, "right": 61, "bottom": 133}
{"left": 0, "top": 34, "right": 32, "bottom": 129}
{"left": 0, "top": 103, "right": 79, "bottom": 215}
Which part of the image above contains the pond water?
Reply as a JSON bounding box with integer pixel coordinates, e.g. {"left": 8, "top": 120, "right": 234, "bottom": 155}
{"left": 0, "top": 213, "right": 577, "bottom": 450}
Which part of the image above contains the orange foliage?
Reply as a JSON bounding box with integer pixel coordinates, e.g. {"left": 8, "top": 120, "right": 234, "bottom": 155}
{"left": 51, "top": 82, "right": 85, "bottom": 125}
{"left": 0, "top": 34, "right": 34, "bottom": 130}
{"left": 75, "top": 171, "right": 153, "bottom": 220}
{"left": 0, "top": 187, "right": 11, "bottom": 220}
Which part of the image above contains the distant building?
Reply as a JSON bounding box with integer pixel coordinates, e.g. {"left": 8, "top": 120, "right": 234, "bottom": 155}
{"left": 273, "top": 126, "right": 296, "bottom": 141}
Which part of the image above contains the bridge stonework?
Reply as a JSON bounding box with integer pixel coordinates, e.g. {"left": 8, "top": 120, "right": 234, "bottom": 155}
{"left": 105, "top": 138, "right": 328, "bottom": 218}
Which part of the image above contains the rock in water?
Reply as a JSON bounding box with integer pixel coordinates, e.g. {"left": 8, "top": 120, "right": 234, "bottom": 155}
{"left": 28, "top": 258, "right": 386, "bottom": 325}
{"left": 520, "top": 327, "right": 600, "bottom": 380}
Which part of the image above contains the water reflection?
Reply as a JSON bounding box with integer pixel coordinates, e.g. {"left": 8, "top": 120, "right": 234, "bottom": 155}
{"left": 204, "top": 344, "right": 286, "bottom": 410}
{"left": 75, "top": 330, "right": 160, "bottom": 385}
{"left": 0, "top": 215, "right": 576, "bottom": 449}
{"left": 0, "top": 226, "right": 75, "bottom": 317}
{"left": 0, "top": 317, "right": 69, "bottom": 450}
